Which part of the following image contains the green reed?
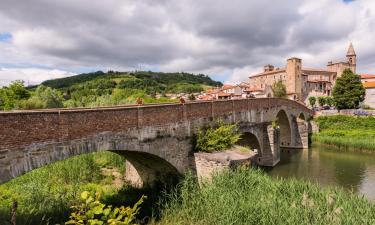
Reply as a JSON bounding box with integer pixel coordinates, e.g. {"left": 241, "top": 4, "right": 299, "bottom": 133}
{"left": 158, "top": 169, "right": 375, "bottom": 225}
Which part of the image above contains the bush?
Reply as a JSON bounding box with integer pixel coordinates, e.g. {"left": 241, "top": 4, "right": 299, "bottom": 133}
{"left": 317, "top": 96, "right": 326, "bottom": 107}
{"left": 66, "top": 191, "right": 145, "bottom": 225}
{"left": 325, "top": 97, "right": 334, "bottom": 107}
{"left": 308, "top": 96, "right": 316, "bottom": 107}
{"left": 195, "top": 121, "right": 242, "bottom": 152}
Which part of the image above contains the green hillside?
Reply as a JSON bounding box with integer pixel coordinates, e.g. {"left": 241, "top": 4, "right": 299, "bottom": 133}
{"left": 1, "top": 71, "right": 222, "bottom": 110}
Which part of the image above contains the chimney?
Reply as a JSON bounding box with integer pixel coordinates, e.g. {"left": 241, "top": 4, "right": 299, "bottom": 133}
{"left": 264, "top": 64, "right": 274, "bottom": 72}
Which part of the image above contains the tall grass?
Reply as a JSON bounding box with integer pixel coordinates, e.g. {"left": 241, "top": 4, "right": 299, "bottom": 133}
{"left": 0, "top": 151, "right": 125, "bottom": 225}
{"left": 158, "top": 169, "right": 375, "bottom": 225}
{"left": 313, "top": 115, "right": 375, "bottom": 151}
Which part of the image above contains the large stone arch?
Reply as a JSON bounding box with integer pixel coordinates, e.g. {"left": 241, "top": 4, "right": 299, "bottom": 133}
{"left": 2, "top": 124, "right": 193, "bottom": 186}
{"left": 275, "top": 110, "right": 292, "bottom": 147}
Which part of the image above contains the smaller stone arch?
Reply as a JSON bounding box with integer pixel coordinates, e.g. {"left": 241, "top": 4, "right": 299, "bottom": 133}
{"left": 298, "top": 112, "right": 306, "bottom": 122}
{"left": 236, "top": 132, "right": 262, "bottom": 156}
{"left": 275, "top": 110, "right": 292, "bottom": 147}
{"left": 114, "top": 151, "right": 181, "bottom": 188}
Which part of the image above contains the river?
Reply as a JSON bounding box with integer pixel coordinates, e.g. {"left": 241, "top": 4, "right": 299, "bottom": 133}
{"left": 266, "top": 144, "right": 375, "bottom": 200}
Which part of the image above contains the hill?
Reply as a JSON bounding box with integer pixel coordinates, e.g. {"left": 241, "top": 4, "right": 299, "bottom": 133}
{"left": 41, "top": 70, "right": 222, "bottom": 91}
{"left": 0, "top": 70, "right": 222, "bottom": 110}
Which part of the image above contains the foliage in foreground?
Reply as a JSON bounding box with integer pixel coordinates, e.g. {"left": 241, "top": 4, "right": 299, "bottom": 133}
{"left": 66, "top": 191, "right": 145, "bottom": 225}
{"left": 332, "top": 69, "right": 365, "bottom": 109}
{"left": 313, "top": 115, "right": 375, "bottom": 151}
{"left": 159, "top": 169, "right": 375, "bottom": 225}
{"left": 195, "top": 121, "right": 242, "bottom": 152}
{"left": 0, "top": 152, "right": 126, "bottom": 225}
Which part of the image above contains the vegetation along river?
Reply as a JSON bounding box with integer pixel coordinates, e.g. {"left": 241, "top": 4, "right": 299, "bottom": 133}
{"left": 266, "top": 144, "right": 375, "bottom": 200}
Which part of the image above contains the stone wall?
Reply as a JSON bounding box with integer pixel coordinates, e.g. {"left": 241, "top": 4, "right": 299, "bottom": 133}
{"left": 193, "top": 150, "right": 257, "bottom": 183}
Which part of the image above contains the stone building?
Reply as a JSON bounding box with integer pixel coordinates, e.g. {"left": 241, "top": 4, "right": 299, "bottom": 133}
{"left": 363, "top": 81, "right": 375, "bottom": 109}
{"left": 248, "top": 43, "right": 357, "bottom": 105}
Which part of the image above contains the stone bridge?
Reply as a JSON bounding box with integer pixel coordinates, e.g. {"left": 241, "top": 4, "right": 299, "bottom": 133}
{"left": 0, "top": 98, "right": 313, "bottom": 186}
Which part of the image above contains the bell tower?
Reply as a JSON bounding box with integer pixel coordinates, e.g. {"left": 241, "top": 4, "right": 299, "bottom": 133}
{"left": 346, "top": 42, "right": 356, "bottom": 73}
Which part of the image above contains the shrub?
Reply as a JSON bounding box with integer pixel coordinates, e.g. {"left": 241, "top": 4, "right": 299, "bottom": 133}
{"left": 195, "top": 121, "right": 242, "bottom": 152}
{"left": 308, "top": 96, "right": 316, "bottom": 107}
{"left": 66, "top": 191, "right": 145, "bottom": 225}
{"left": 325, "top": 96, "right": 334, "bottom": 107}
{"left": 317, "top": 96, "right": 326, "bottom": 107}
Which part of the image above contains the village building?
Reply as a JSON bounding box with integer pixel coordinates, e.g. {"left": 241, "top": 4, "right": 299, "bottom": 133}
{"left": 363, "top": 81, "right": 375, "bottom": 109}
{"left": 248, "top": 43, "right": 357, "bottom": 105}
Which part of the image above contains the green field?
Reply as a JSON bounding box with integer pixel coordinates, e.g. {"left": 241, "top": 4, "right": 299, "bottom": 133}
{"left": 313, "top": 115, "right": 375, "bottom": 151}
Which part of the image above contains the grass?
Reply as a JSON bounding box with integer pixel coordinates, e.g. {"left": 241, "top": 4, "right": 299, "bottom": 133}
{"left": 0, "top": 151, "right": 126, "bottom": 225}
{"left": 157, "top": 169, "right": 375, "bottom": 225}
{"left": 313, "top": 115, "right": 375, "bottom": 151}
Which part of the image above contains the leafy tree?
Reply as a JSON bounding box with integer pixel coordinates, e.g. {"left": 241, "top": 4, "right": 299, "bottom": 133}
{"left": 36, "top": 85, "right": 64, "bottom": 108}
{"left": 332, "top": 69, "right": 365, "bottom": 109}
{"left": 317, "top": 96, "right": 326, "bottom": 107}
{"left": 8, "top": 80, "right": 30, "bottom": 100}
{"left": 308, "top": 96, "right": 316, "bottom": 107}
{"left": 326, "top": 96, "right": 334, "bottom": 107}
{"left": 0, "top": 80, "right": 31, "bottom": 110}
{"left": 18, "top": 85, "right": 64, "bottom": 109}
{"left": 272, "top": 81, "right": 287, "bottom": 98}
{"left": 196, "top": 121, "right": 242, "bottom": 153}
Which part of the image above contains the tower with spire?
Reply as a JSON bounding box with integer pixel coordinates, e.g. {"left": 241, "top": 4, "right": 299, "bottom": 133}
{"left": 346, "top": 42, "right": 356, "bottom": 73}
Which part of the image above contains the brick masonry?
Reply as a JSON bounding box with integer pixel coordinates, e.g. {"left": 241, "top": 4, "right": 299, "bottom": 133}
{"left": 0, "top": 98, "right": 313, "bottom": 186}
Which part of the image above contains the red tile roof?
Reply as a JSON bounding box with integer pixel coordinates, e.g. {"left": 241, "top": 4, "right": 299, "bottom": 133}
{"left": 222, "top": 84, "right": 235, "bottom": 90}
{"left": 217, "top": 92, "right": 231, "bottom": 97}
{"left": 360, "top": 74, "right": 375, "bottom": 79}
{"left": 363, "top": 81, "right": 375, "bottom": 89}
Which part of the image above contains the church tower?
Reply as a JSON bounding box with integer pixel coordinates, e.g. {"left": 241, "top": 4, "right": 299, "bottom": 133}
{"left": 346, "top": 42, "right": 356, "bottom": 73}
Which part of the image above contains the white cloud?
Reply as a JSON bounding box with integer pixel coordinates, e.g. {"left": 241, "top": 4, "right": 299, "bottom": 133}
{"left": 0, "top": 68, "right": 75, "bottom": 87}
{"left": 0, "top": 0, "right": 374, "bottom": 86}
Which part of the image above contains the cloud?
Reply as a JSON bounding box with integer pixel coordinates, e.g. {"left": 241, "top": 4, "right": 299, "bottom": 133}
{"left": 0, "top": 0, "right": 374, "bottom": 85}
{"left": 0, "top": 68, "right": 75, "bottom": 87}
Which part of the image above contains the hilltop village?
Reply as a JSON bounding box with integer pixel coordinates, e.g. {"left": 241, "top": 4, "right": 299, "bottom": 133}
{"left": 198, "top": 43, "right": 375, "bottom": 108}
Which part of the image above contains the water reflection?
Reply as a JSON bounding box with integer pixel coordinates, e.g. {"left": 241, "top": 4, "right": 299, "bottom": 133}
{"left": 266, "top": 144, "right": 375, "bottom": 200}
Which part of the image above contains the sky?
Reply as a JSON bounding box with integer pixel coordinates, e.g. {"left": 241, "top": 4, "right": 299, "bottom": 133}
{"left": 0, "top": 0, "right": 374, "bottom": 86}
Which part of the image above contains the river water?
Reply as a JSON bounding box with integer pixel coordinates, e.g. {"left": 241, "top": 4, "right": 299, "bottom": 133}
{"left": 266, "top": 144, "right": 375, "bottom": 200}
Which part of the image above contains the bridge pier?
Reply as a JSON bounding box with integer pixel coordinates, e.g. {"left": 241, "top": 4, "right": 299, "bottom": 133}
{"left": 258, "top": 124, "right": 280, "bottom": 166}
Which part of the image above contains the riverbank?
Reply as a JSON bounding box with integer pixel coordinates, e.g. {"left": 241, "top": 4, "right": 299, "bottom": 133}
{"left": 312, "top": 115, "right": 375, "bottom": 151}
{"left": 157, "top": 169, "right": 375, "bottom": 225}
{"left": 0, "top": 152, "right": 127, "bottom": 224}
{"left": 1, "top": 151, "right": 375, "bottom": 224}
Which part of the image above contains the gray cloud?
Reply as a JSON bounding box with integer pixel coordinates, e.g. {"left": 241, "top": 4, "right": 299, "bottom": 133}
{"left": 0, "top": 0, "right": 373, "bottom": 85}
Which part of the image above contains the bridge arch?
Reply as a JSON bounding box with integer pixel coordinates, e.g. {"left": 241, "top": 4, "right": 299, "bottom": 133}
{"left": 275, "top": 109, "right": 292, "bottom": 147}
{"left": 236, "top": 132, "right": 262, "bottom": 156}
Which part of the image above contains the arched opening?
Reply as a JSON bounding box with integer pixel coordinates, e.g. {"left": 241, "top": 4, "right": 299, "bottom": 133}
{"left": 276, "top": 110, "right": 291, "bottom": 147}
{"left": 298, "top": 112, "right": 305, "bottom": 122}
{"left": 236, "top": 132, "right": 261, "bottom": 156}
{"left": 113, "top": 150, "right": 181, "bottom": 188}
